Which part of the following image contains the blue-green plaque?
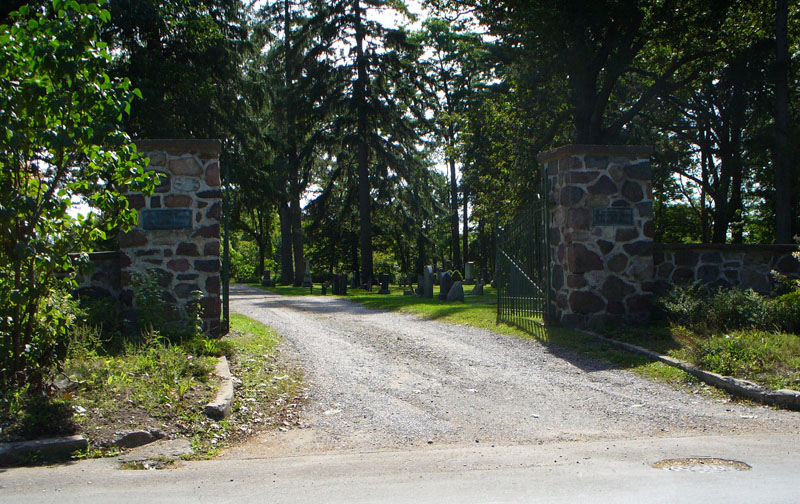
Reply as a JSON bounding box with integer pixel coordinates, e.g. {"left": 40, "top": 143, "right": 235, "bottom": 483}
{"left": 141, "top": 209, "right": 193, "bottom": 230}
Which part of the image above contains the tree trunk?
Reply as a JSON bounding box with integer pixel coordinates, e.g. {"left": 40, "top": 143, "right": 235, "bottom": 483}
{"left": 278, "top": 201, "right": 293, "bottom": 284}
{"left": 354, "top": 0, "right": 372, "bottom": 286}
{"left": 462, "top": 185, "right": 469, "bottom": 265}
{"left": 448, "top": 154, "right": 461, "bottom": 271}
{"left": 290, "top": 194, "right": 304, "bottom": 286}
{"left": 774, "top": 0, "right": 792, "bottom": 243}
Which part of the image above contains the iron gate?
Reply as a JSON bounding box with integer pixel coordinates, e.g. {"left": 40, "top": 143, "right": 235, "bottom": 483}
{"left": 496, "top": 190, "right": 550, "bottom": 332}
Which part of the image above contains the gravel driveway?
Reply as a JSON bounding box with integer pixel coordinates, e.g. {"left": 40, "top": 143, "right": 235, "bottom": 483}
{"left": 227, "top": 285, "right": 799, "bottom": 456}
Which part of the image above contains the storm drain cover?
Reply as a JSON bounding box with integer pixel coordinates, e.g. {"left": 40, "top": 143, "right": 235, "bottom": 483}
{"left": 652, "top": 457, "right": 751, "bottom": 473}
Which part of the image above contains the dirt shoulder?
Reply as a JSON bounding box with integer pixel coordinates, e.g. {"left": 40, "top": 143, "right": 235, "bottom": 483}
{"left": 225, "top": 285, "right": 800, "bottom": 458}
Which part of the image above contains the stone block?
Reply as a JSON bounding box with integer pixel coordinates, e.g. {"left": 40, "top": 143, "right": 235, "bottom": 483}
{"left": 165, "top": 194, "right": 192, "bottom": 208}
{"left": 623, "top": 161, "right": 651, "bottom": 180}
{"left": 602, "top": 275, "right": 635, "bottom": 301}
{"left": 195, "top": 259, "right": 220, "bottom": 272}
{"left": 621, "top": 180, "right": 643, "bottom": 202}
{"left": 697, "top": 264, "right": 720, "bottom": 283}
{"left": 169, "top": 157, "right": 202, "bottom": 176}
{"left": 559, "top": 185, "right": 585, "bottom": 206}
{"left": 615, "top": 228, "right": 639, "bottom": 242}
{"left": 200, "top": 296, "right": 221, "bottom": 317}
{"left": 566, "top": 274, "right": 586, "bottom": 288}
{"left": 551, "top": 265, "right": 564, "bottom": 290}
{"left": 151, "top": 196, "right": 161, "bottom": 208}
{"left": 606, "top": 300, "right": 626, "bottom": 315}
{"left": 174, "top": 283, "right": 200, "bottom": 299}
{"left": 120, "top": 229, "right": 148, "bottom": 248}
{"left": 569, "top": 290, "right": 606, "bottom": 314}
{"left": 205, "top": 162, "right": 221, "bottom": 187}
{"left": 701, "top": 252, "right": 723, "bottom": 264}
{"left": 587, "top": 175, "right": 617, "bottom": 195}
{"left": 204, "top": 240, "right": 220, "bottom": 256}
{"left": 585, "top": 156, "right": 609, "bottom": 169}
{"left": 643, "top": 220, "right": 655, "bottom": 238}
{"left": 126, "top": 193, "right": 146, "bottom": 210}
{"left": 197, "top": 189, "right": 222, "bottom": 199}
{"left": 608, "top": 254, "right": 628, "bottom": 273}
{"left": 598, "top": 240, "right": 614, "bottom": 255}
{"left": 623, "top": 240, "right": 653, "bottom": 257}
{"left": 447, "top": 281, "right": 465, "bottom": 302}
{"left": 567, "top": 208, "right": 592, "bottom": 230}
{"left": 206, "top": 276, "right": 221, "bottom": 295}
{"left": 206, "top": 202, "right": 222, "bottom": 220}
{"left": 637, "top": 201, "right": 653, "bottom": 218}
{"left": 177, "top": 273, "right": 199, "bottom": 281}
{"left": 172, "top": 176, "right": 201, "bottom": 193}
{"left": 775, "top": 254, "right": 800, "bottom": 273}
{"left": 176, "top": 242, "right": 200, "bottom": 256}
{"left": 741, "top": 269, "right": 770, "bottom": 293}
{"left": 672, "top": 267, "right": 695, "bottom": 284}
{"left": 192, "top": 224, "right": 220, "bottom": 239}
{"left": 566, "top": 171, "right": 599, "bottom": 184}
{"left": 675, "top": 249, "right": 698, "bottom": 266}
{"left": 568, "top": 243, "right": 603, "bottom": 273}
{"left": 167, "top": 258, "right": 191, "bottom": 272}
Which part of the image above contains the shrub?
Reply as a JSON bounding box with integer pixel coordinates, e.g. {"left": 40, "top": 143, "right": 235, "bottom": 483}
{"left": 451, "top": 270, "right": 464, "bottom": 282}
{"left": 659, "top": 283, "right": 706, "bottom": 328}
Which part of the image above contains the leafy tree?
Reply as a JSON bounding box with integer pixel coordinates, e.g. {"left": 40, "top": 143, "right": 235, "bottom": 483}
{"left": 0, "top": 0, "right": 155, "bottom": 394}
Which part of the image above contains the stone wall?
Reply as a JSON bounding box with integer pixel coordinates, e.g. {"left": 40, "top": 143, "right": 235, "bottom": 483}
{"left": 73, "top": 251, "right": 122, "bottom": 300}
{"left": 654, "top": 244, "right": 800, "bottom": 294}
{"left": 538, "top": 145, "right": 655, "bottom": 328}
{"left": 119, "top": 139, "right": 222, "bottom": 334}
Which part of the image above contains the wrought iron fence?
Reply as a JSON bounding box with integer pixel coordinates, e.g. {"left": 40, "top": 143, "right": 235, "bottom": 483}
{"left": 496, "top": 197, "right": 550, "bottom": 333}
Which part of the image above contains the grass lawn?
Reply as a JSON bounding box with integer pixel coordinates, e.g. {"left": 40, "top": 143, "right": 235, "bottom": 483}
{"left": 603, "top": 323, "right": 800, "bottom": 391}
{"left": 253, "top": 282, "right": 697, "bottom": 388}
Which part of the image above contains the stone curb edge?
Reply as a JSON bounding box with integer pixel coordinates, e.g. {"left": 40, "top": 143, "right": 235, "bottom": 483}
{"left": 0, "top": 435, "right": 88, "bottom": 467}
{"left": 582, "top": 330, "right": 800, "bottom": 411}
{"left": 204, "top": 355, "right": 234, "bottom": 420}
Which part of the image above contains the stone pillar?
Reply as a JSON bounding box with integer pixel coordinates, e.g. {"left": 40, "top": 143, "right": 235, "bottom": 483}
{"left": 119, "top": 139, "right": 222, "bottom": 334}
{"left": 537, "top": 145, "right": 655, "bottom": 328}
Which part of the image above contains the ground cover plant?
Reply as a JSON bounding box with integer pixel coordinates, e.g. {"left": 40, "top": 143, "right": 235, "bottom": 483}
{"left": 605, "top": 282, "right": 800, "bottom": 392}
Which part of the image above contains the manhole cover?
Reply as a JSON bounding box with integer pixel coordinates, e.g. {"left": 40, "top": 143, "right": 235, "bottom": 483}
{"left": 652, "top": 457, "right": 751, "bottom": 473}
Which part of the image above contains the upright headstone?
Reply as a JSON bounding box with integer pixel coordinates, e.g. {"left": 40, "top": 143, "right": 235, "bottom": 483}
{"left": 470, "top": 282, "right": 484, "bottom": 296}
{"left": 464, "top": 262, "right": 475, "bottom": 284}
{"left": 261, "top": 269, "right": 271, "bottom": 287}
{"left": 537, "top": 145, "right": 654, "bottom": 328}
{"left": 438, "top": 271, "right": 452, "bottom": 300}
{"left": 423, "top": 266, "right": 434, "bottom": 298}
{"left": 302, "top": 260, "right": 312, "bottom": 287}
{"left": 378, "top": 273, "right": 390, "bottom": 295}
{"left": 416, "top": 274, "right": 425, "bottom": 296}
{"left": 447, "top": 281, "right": 465, "bottom": 302}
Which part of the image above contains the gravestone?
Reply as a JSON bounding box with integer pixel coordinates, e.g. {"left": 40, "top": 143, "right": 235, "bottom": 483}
{"left": 444, "top": 260, "right": 453, "bottom": 272}
{"left": 470, "top": 282, "right": 484, "bottom": 296}
{"left": 423, "top": 266, "right": 434, "bottom": 298}
{"left": 464, "top": 262, "right": 475, "bottom": 284}
{"left": 261, "top": 269, "right": 274, "bottom": 287}
{"left": 438, "top": 271, "right": 452, "bottom": 300}
{"left": 416, "top": 274, "right": 425, "bottom": 296}
{"left": 332, "top": 274, "right": 348, "bottom": 296}
{"left": 301, "top": 260, "right": 312, "bottom": 288}
{"left": 378, "top": 273, "right": 390, "bottom": 295}
{"left": 447, "top": 281, "right": 465, "bottom": 302}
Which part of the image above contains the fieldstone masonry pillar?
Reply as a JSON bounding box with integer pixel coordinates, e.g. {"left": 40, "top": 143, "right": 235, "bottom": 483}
{"left": 119, "top": 139, "right": 222, "bottom": 334}
{"left": 537, "top": 145, "right": 655, "bottom": 328}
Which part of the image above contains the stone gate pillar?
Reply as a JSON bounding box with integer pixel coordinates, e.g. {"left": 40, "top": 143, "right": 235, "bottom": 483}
{"left": 119, "top": 139, "right": 222, "bottom": 334}
{"left": 537, "top": 145, "right": 655, "bottom": 328}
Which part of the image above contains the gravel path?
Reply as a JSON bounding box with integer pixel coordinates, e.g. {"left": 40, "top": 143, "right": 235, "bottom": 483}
{"left": 227, "top": 285, "right": 799, "bottom": 456}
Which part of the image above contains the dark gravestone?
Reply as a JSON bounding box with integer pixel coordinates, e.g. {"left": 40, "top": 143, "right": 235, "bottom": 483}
{"left": 439, "top": 271, "right": 452, "bottom": 300}
{"left": 378, "top": 273, "right": 390, "bottom": 295}
{"left": 261, "top": 269, "right": 274, "bottom": 287}
{"left": 447, "top": 281, "right": 465, "bottom": 302}
{"left": 470, "top": 282, "right": 484, "bottom": 296}
{"left": 332, "top": 274, "right": 348, "bottom": 296}
{"left": 423, "top": 266, "right": 434, "bottom": 298}
{"left": 141, "top": 209, "right": 193, "bottom": 230}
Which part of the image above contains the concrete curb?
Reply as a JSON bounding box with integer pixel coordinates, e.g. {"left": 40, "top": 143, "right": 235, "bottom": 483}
{"left": 583, "top": 330, "right": 800, "bottom": 411}
{"left": 0, "top": 435, "right": 88, "bottom": 467}
{"left": 204, "top": 356, "right": 234, "bottom": 420}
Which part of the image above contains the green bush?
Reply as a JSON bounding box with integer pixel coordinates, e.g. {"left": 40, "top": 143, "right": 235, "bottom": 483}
{"left": 451, "top": 270, "right": 464, "bottom": 283}
{"left": 660, "top": 283, "right": 799, "bottom": 335}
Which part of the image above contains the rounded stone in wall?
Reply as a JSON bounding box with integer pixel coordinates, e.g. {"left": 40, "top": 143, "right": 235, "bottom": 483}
{"left": 601, "top": 275, "right": 635, "bottom": 302}
{"left": 621, "top": 180, "right": 643, "bottom": 202}
{"left": 587, "top": 175, "right": 617, "bottom": 195}
{"left": 608, "top": 254, "right": 628, "bottom": 273}
{"left": 569, "top": 290, "right": 606, "bottom": 314}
